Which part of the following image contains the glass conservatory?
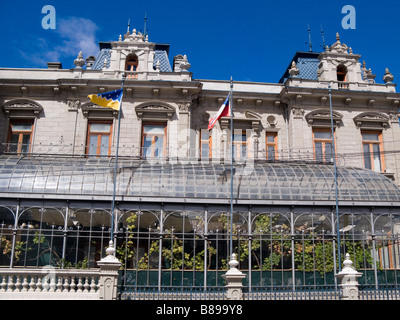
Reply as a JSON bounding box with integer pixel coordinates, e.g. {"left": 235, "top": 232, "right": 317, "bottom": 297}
{"left": 0, "top": 154, "right": 400, "bottom": 291}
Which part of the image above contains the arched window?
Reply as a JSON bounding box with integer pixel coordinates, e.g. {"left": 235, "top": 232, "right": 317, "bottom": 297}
{"left": 336, "top": 65, "right": 348, "bottom": 89}
{"left": 337, "top": 65, "right": 347, "bottom": 81}
{"left": 125, "top": 55, "right": 138, "bottom": 79}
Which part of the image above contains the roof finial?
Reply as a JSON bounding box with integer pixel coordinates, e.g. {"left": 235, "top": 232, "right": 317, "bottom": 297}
{"left": 289, "top": 61, "right": 300, "bottom": 77}
{"left": 320, "top": 26, "right": 326, "bottom": 49}
{"left": 143, "top": 12, "right": 148, "bottom": 37}
{"left": 127, "top": 18, "right": 131, "bottom": 34}
{"left": 383, "top": 68, "right": 394, "bottom": 83}
{"left": 336, "top": 32, "right": 340, "bottom": 42}
{"left": 308, "top": 24, "right": 313, "bottom": 52}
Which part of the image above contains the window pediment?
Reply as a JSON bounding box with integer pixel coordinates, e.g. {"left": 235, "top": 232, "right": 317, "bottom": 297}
{"left": 305, "top": 109, "right": 343, "bottom": 127}
{"left": 3, "top": 99, "right": 43, "bottom": 118}
{"left": 220, "top": 111, "right": 262, "bottom": 131}
{"left": 135, "top": 102, "right": 175, "bottom": 120}
{"left": 81, "top": 102, "right": 118, "bottom": 118}
{"left": 353, "top": 112, "right": 389, "bottom": 130}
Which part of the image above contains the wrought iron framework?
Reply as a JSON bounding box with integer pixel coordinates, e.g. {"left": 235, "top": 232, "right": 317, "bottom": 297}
{"left": 0, "top": 155, "right": 400, "bottom": 292}
{"left": 1, "top": 202, "right": 399, "bottom": 291}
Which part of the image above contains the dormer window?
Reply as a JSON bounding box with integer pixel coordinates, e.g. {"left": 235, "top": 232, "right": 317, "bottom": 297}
{"left": 125, "top": 55, "right": 138, "bottom": 79}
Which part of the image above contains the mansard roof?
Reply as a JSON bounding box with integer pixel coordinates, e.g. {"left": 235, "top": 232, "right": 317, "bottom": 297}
{"left": 279, "top": 51, "right": 320, "bottom": 83}
{"left": 0, "top": 155, "right": 399, "bottom": 206}
{"left": 91, "top": 48, "right": 111, "bottom": 70}
{"left": 91, "top": 43, "right": 172, "bottom": 72}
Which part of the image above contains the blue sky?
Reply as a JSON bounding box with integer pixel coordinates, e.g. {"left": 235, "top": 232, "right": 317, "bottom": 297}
{"left": 1, "top": 0, "right": 399, "bottom": 84}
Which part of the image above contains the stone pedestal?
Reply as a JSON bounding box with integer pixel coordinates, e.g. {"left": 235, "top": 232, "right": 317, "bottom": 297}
{"left": 335, "top": 253, "right": 362, "bottom": 300}
{"left": 97, "top": 240, "right": 122, "bottom": 300}
{"left": 222, "top": 253, "right": 246, "bottom": 300}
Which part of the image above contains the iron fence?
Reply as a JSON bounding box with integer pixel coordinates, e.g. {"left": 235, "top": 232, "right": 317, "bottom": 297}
{"left": 119, "top": 285, "right": 400, "bottom": 300}
{"left": 119, "top": 285, "right": 342, "bottom": 300}
{"left": 2, "top": 206, "right": 400, "bottom": 289}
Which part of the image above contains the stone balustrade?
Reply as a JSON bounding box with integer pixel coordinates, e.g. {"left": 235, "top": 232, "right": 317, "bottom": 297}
{"left": 0, "top": 241, "right": 121, "bottom": 300}
{"left": 0, "top": 268, "right": 100, "bottom": 300}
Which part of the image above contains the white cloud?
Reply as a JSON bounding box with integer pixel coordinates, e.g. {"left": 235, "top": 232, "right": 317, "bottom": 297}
{"left": 55, "top": 17, "right": 99, "bottom": 58}
{"left": 16, "top": 16, "right": 99, "bottom": 67}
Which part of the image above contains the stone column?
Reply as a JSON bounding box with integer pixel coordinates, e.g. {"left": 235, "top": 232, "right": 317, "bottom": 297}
{"left": 97, "top": 241, "right": 122, "bottom": 300}
{"left": 222, "top": 253, "right": 246, "bottom": 300}
{"left": 335, "top": 253, "right": 362, "bottom": 300}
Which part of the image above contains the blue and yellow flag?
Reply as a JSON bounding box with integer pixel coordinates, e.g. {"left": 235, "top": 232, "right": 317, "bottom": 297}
{"left": 87, "top": 89, "right": 123, "bottom": 111}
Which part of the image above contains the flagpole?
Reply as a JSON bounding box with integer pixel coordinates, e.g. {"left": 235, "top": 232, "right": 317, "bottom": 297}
{"left": 229, "top": 77, "right": 234, "bottom": 259}
{"left": 329, "top": 83, "right": 341, "bottom": 272}
{"left": 110, "top": 73, "right": 125, "bottom": 245}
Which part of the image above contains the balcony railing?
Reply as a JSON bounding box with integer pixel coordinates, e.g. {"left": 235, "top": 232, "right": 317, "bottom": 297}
{"left": 337, "top": 81, "right": 349, "bottom": 89}
{"left": 0, "top": 142, "right": 344, "bottom": 165}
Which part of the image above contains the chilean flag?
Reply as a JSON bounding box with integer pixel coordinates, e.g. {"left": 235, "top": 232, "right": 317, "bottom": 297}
{"left": 208, "top": 94, "right": 231, "bottom": 130}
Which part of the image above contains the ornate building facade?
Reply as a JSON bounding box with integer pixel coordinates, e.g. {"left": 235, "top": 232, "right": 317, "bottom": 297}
{"left": 0, "top": 28, "right": 400, "bottom": 291}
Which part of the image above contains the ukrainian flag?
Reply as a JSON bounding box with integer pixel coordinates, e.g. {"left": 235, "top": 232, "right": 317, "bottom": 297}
{"left": 87, "top": 89, "right": 123, "bottom": 111}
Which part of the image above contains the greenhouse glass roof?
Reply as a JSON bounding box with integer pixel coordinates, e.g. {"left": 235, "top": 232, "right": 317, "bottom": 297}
{"left": 0, "top": 155, "right": 399, "bottom": 205}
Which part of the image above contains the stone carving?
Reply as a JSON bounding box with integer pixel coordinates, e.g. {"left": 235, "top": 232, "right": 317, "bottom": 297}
{"left": 305, "top": 109, "right": 343, "bottom": 127}
{"left": 178, "top": 103, "right": 191, "bottom": 113}
{"left": 125, "top": 87, "right": 133, "bottom": 97}
{"left": 288, "top": 61, "right": 300, "bottom": 77}
{"left": 53, "top": 86, "right": 60, "bottom": 96}
{"left": 81, "top": 102, "right": 118, "bottom": 117}
{"left": 123, "top": 28, "right": 146, "bottom": 42}
{"left": 295, "top": 94, "right": 303, "bottom": 105}
{"left": 74, "top": 51, "right": 85, "bottom": 69}
{"left": 353, "top": 112, "right": 389, "bottom": 129}
{"left": 20, "top": 86, "right": 28, "bottom": 97}
{"left": 267, "top": 115, "right": 277, "bottom": 127}
{"left": 383, "top": 68, "right": 394, "bottom": 83}
{"left": 155, "top": 60, "right": 160, "bottom": 72}
{"left": 389, "top": 111, "right": 400, "bottom": 123}
{"left": 355, "top": 113, "right": 388, "bottom": 122}
{"left": 135, "top": 103, "right": 175, "bottom": 119}
{"left": 173, "top": 54, "right": 191, "bottom": 72}
{"left": 368, "top": 99, "right": 375, "bottom": 108}
{"left": 391, "top": 99, "right": 400, "bottom": 109}
{"left": 67, "top": 99, "right": 81, "bottom": 111}
{"left": 329, "top": 33, "right": 349, "bottom": 54}
{"left": 362, "top": 61, "right": 376, "bottom": 83}
{"left": 3, "top": 100, "right": 43, "bottom": 117}
{"left": 292, "top": 106, "right": 304, "bottom": 118}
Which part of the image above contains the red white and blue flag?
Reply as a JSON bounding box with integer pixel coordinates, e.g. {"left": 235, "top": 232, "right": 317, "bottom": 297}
{"left": 208, "top": 94, "right": 231, "bottom": 130}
